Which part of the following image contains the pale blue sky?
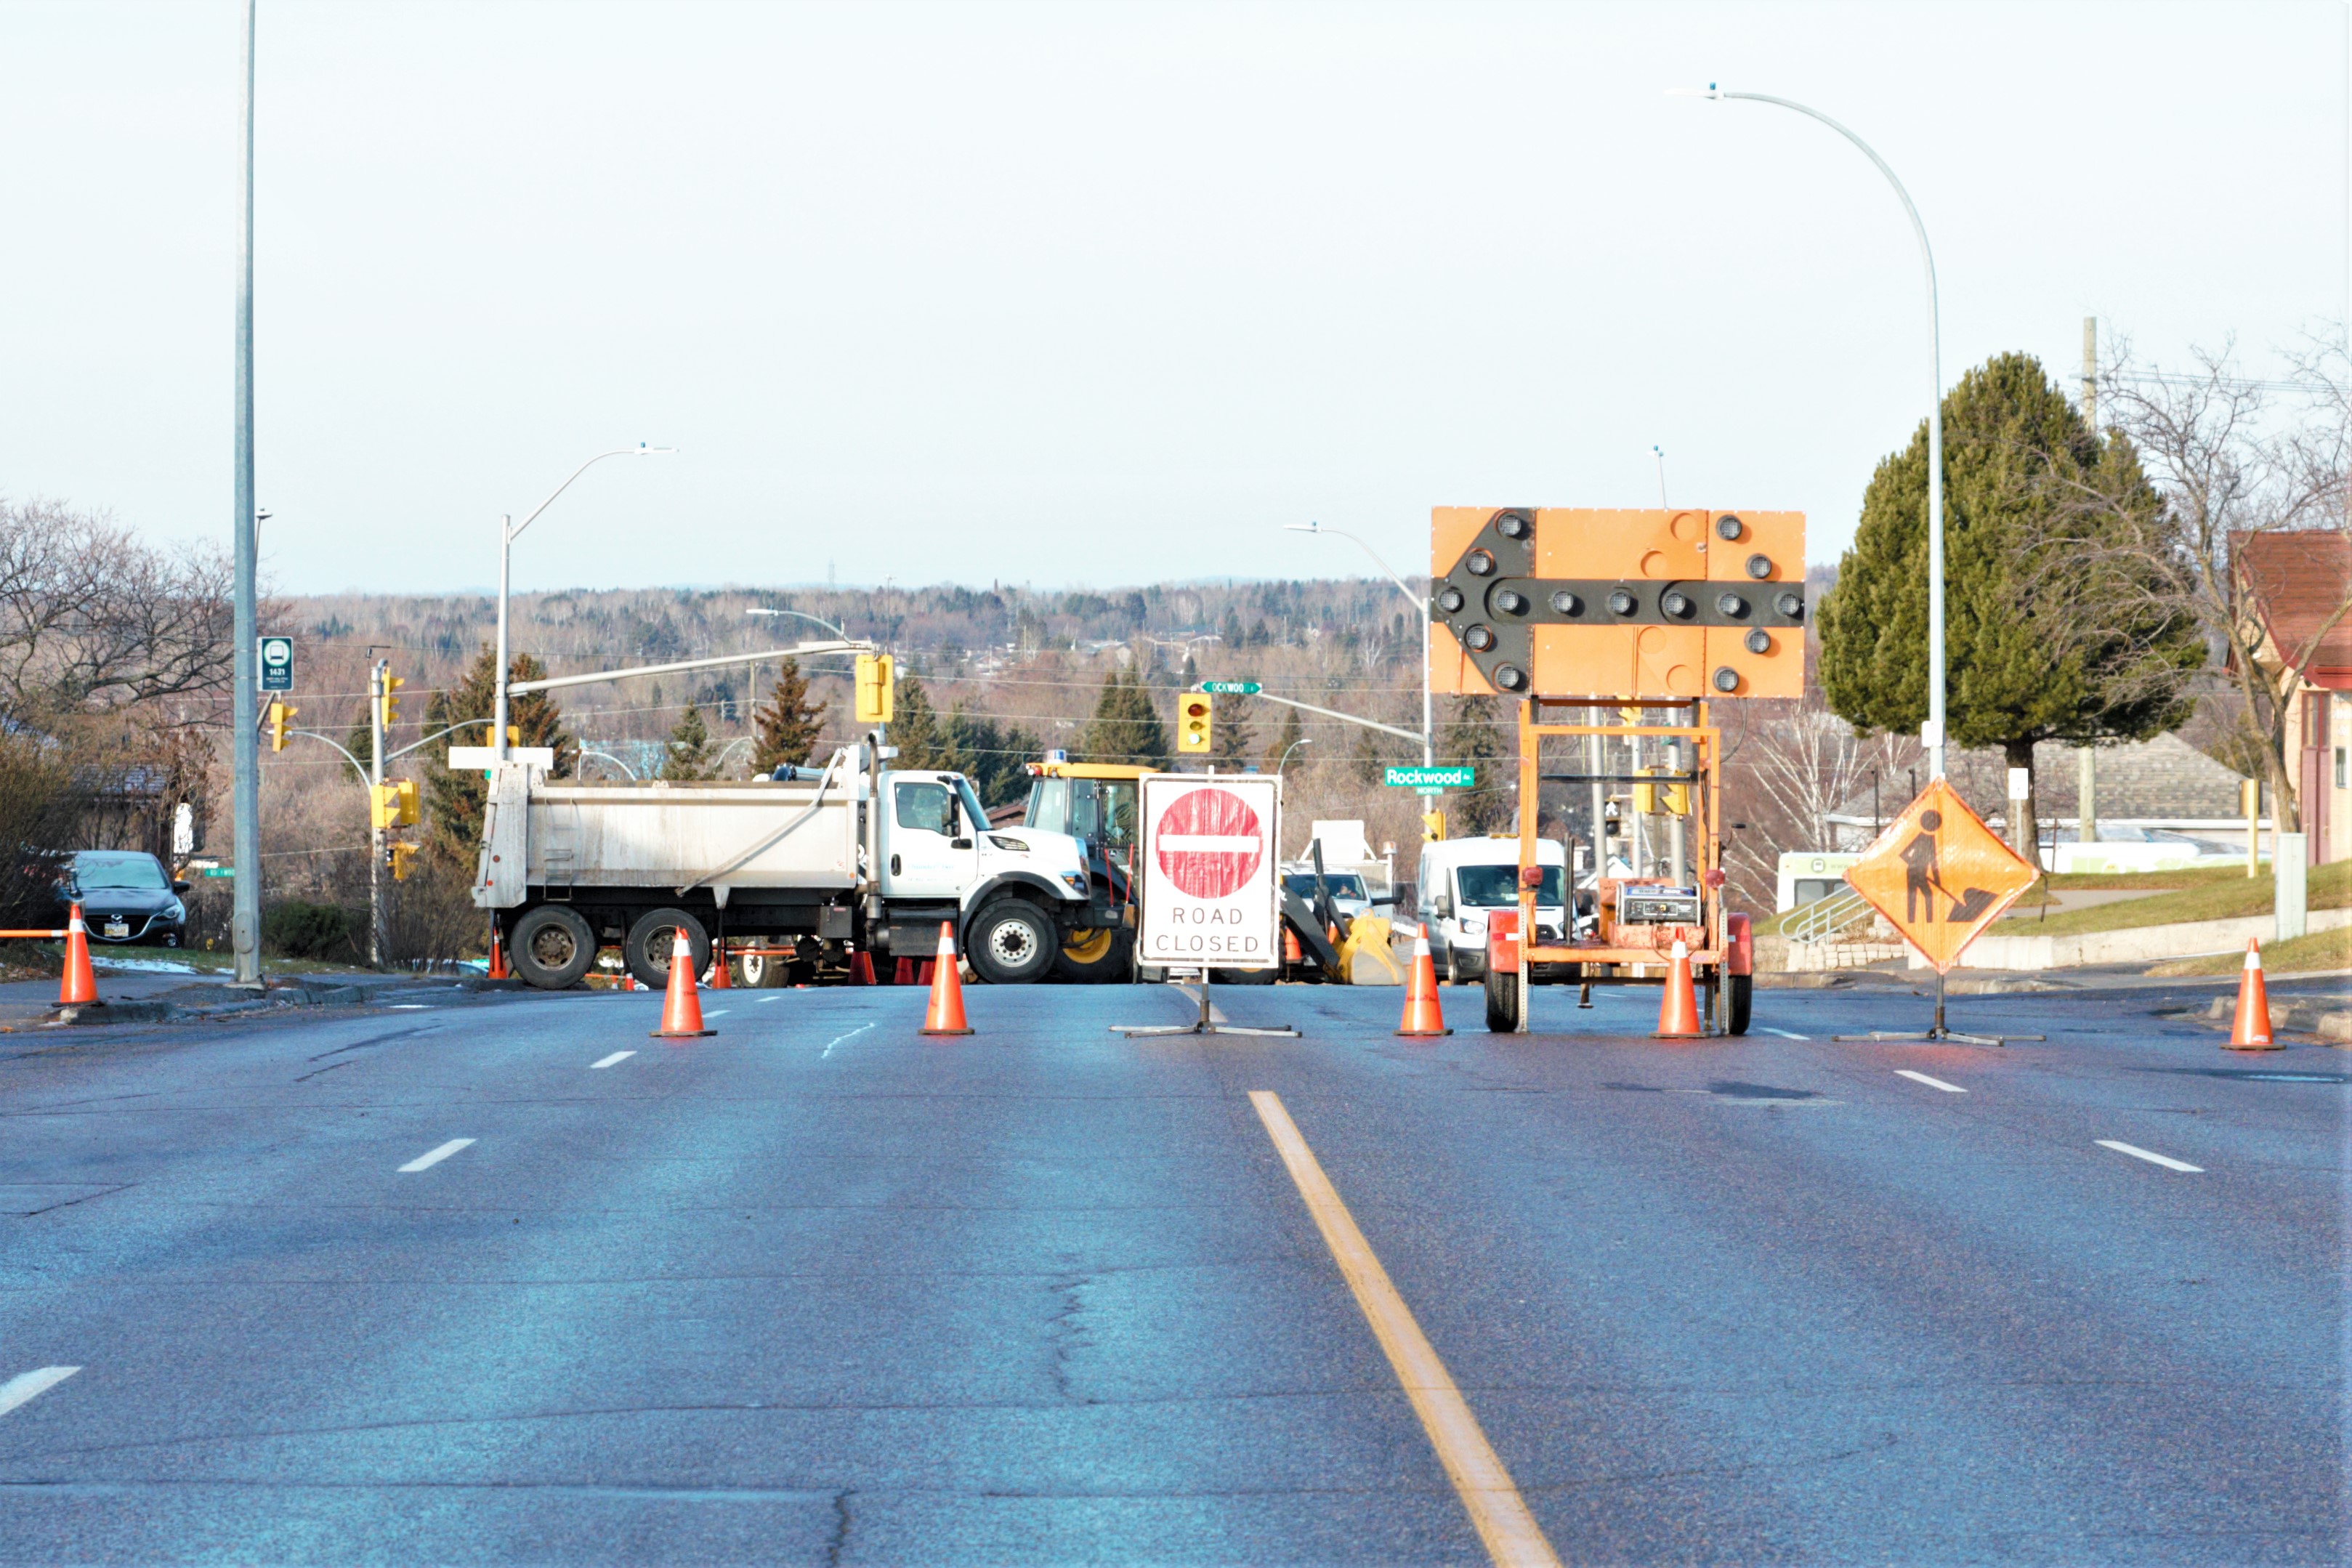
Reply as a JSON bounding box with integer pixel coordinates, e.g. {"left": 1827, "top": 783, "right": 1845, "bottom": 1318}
{"left": 0, "top": 1, "right": 2342, "bottom": 596}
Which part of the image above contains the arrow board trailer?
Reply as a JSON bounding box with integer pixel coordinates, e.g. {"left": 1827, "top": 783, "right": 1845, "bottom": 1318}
{"left": 471, "top": 743, "right": 1104, "bottom": 991}
{"left": 1120, "top": 772, "right": 1298, "bottom": 1037}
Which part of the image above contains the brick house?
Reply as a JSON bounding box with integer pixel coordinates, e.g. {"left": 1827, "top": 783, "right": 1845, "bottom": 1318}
{"left": 2236, "top": 532, "right": 2351, "bottom": 865}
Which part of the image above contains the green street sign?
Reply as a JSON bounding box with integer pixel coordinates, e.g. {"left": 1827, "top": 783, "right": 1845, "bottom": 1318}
{"left": 1199, "top": 681, "right": 1261, "bottom": 695}
{"left": 201, "top": 867, "right": 235, "bottom": 878}
{"left": 1386, "top": 764, "right": 1473, "bottom": 789}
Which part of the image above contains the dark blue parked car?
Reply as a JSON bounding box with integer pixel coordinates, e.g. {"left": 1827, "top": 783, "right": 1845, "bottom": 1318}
{"left": 56, "top": 851, "right": 190, "bottom": 947}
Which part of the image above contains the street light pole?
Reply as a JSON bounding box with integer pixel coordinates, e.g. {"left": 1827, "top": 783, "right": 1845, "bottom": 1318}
{"left": 1278, "top": 737, "right": 1314, "bottom": 775}
{"left": 493, "top": 445, "right": 674, "bottom": 761}
{"left": 228, "top": 0, "right": 261, "bottom": 987}
{"left": 1678, "top": 85, "right": 1947, "bottom": 778}
{"left": 1284, "top": 522, "right": 1433, "bottom": 767}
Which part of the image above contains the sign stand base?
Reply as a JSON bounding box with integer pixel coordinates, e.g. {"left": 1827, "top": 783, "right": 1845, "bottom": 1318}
{"left": 1832, "top": 971, "right": 2043, "bottom": 1047}
{"left": 1112, "top": 974, "right": 1298, "bottom": 1038}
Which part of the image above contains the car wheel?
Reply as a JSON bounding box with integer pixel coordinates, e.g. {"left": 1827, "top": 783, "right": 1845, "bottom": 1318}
{"left": 624, "top": 908, "right": 711, "bottom": 990}
{"left": 511, "top": 905, "right": 597, "bottom": 990}
{"left": 966, "top": 900, "right": 1056, "bottom": 985}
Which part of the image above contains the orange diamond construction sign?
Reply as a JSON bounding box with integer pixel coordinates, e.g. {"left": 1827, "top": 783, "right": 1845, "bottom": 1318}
{"left": 1843, "top": 778, "right": 2039, "bottom": 974}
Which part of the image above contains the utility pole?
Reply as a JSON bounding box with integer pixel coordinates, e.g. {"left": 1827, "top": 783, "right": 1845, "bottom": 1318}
{"left": 2082, "top": 316, "right": 2098, "bottom": 428}
{"left": 229, "top": 0, "right": 262, "bottom": 988}
{"left": 368, "top": 659, "right": 387, "bottom": 967}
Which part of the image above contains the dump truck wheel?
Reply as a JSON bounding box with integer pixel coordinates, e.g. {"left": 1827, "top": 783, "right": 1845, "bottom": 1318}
{"left": 1054, "top": 924, "right": 1133, "bottom": 983}
{"left": 1484, "top": 960, "right": 1520, "bottom": 1032}
{"left": 967, "top": 899, "right": 1056, "bottom": 985}
{"left": 510, "top": 905, "right": 596, "bottom": 990}
{"left": 1727, "top": 972, "right": 1753, "bottom": 1036}
{"left": 1213, "top": 964, "right": 1277, "bottom": 985}
{"left": 625, "top": 908, "right": 709, "bottom": 990}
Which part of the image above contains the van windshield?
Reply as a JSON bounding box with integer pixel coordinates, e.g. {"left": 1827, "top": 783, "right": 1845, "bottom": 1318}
{"left": 1453, "top": 865, "right": 1562, "bottom": 907}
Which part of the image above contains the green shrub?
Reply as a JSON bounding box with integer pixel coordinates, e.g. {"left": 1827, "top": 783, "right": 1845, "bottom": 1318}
{"left": 262, "top": 900, "right": 359, "bottom": 962}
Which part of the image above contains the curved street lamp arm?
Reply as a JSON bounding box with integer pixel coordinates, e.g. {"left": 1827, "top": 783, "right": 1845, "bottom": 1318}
{"left": 285, "top": 730, "right": 372, "bottom": 790}
{"left": 748, "top": 607, "right": 849, "bottom": 639}
{"left": 1289, "top": 522, "right": 1428, "bottom": 610}
{"left": 510, "top": 446, "right": 668, "bottom": 542}
{"left": 578, "top": 748, "right": 639, "bottom": 781}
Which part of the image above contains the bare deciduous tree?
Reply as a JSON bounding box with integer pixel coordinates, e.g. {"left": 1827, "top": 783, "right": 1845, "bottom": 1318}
{"left": 2101, "top": 335, "right": 2351, "bottom": 832}
{"left": 0, "top": 498, "right": 235, "bottom": 722}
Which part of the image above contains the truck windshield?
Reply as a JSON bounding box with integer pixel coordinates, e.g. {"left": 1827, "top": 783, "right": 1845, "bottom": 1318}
{"left": 1454, "top": 865, "right": 1563, "bottom": 907}
{"left": 1023, "top": 777, "right": 1135, "bottom": 849}
{"left": 953, "top": 777, "right": 989, "bottom": 831}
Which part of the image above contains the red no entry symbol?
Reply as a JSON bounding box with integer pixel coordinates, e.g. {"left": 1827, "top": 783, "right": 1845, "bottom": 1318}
{"left": 1155, "top": 787, "right": 1264, "bottom": 899}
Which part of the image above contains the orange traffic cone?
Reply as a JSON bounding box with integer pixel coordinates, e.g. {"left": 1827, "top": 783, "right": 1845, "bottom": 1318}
{"left": 893, "top": 956, "right": 917, "bottom": 986}
{"left": 652, "top": 926, "right": 714, "bottom": 1038}
{"left": 1654, "top": 939, "right": 1703, "bottom": 1039}
{"left": 2225, "top": 937, "right": 2279, "bottom": 1051}
{"left": 708, "top": 941, "right": 732, "bottom": 989}
{"left": 921, "top": 921, "right": 974, "bottom": 1036}
{"left": 57, "top": 902, "right": 98, "bottom": 1009}
{"left": 850, "top": 950, "right": 876, "bottom": 986}
{"left": 486, "top": 924, "right": 509, "bottom": 980}
{"left": 1397, "top": 924, "right": 1450, "bottom": 1037}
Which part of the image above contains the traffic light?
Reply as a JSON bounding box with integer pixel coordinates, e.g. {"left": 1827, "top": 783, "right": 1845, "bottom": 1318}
{"left": 386, "top": 841, "right": 418, "bottom": 881}
{"left": 1421, "top": 807, "right": 1446, "bottom": 841}
{"left": 1632, "top": 767, "right": 1690, "bottom": 817}
{"left": 854, "top": 654, "right": 894, "bottom": 724}
{"left": 479, "top": 724, "right": 520, "bottom": 747}
{"left": 370, "top": 780, "right": 418, "bottom": 830}
{"left": 377, "top": 673, "right": 404, "bottom": 730}
{"left": 1177, "top": 692, "right": 1213, "bottom": 753}
{"left": 266, "top": 700, "right": 297, "bottom": 752}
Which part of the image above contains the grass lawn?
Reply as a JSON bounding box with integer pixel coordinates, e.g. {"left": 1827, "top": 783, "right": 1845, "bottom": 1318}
{"left": 2146, "top": 925, "right": 2352, "bottom": 977}
{"left": 1991, "top": 860, "right": 2350, "bottom": 937}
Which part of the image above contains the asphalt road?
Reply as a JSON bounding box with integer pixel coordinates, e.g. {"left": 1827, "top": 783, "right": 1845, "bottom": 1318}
{"left": 0, "top": 973, "right": 2344, "bottom": 1565}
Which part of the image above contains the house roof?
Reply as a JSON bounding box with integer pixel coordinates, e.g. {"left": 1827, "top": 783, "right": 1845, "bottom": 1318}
{"left": 2234, "top": 531, "right": 2352, "bottom": 690}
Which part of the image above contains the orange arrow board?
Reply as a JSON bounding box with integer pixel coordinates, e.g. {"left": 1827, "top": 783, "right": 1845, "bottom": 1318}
{"left": 1843, "top": 778, "right": 2039, "bottom": 974}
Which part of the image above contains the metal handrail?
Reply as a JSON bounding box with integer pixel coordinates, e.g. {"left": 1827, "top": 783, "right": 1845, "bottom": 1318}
{"left": 1787, "top": 888, "right": 1874, "bottom": 945}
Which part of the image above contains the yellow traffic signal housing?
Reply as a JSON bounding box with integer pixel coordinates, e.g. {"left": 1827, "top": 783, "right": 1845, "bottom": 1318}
{"left": 1176, "top": 692, "right": 1213, "bottom": 753}
{"left": 370, "top": 780, "right": 419, "bottom": 830}
{"left": 387, "top": 841, "right": 418, "bottom": 881}
{"left": 266, "top": 700, "right": 297, "bottom": 752}
{"left": 1428, "top": 508, "right": 1805, "bottom": 700}
{"left": 854, "top": 654, "right": 894, "bottom": 724}
{"left": 377, "top": 674, "right": 404, "bottom": 730}
{"left": 478, "top": 724, "right": 520, "bottom": 747}
{"left": 1631, "top": 767, "right": 1689, "bottom": 817}
{"left": 1421, "top": 807, "right": 1446, "bottom": 842}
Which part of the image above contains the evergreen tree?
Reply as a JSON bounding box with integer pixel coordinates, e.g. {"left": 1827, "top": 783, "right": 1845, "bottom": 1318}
{"left": 1211, "top": 690, "right": 1257, "bottom": 768}
{"left": 421, "top": 644, "right": 575, "bottom": 863}
{"left": 1080, "top": 669, "right": 1169, "bottom": 766}
{"left": 751, "top": 658, "right": 830, "bottom": 775}
{"left": 1248, "top": 618, "right": 1272, "bottom": 647}
{"left": 1220, "top": 607, "right": 1246, "bottom": 648}
{"left": 345, "top": 709, "right": 375, "bottom": 772}
{"left": 886, "top": 678, "right": 965, "bottom": 772}
{"left": 942, "top": 706, "right": 1046, "bottom": 807}
{"left": 659, "top": 703, "right": 718, "bottom": 781}
{"left": 1263, "top": 704, "right": 1305, "bottom": 772}
{"left": 1441, "top": 696, "right": 1513, "bottom": 836}
{"left": 1818, "top": 352, "right": 2201, "bottom": 849}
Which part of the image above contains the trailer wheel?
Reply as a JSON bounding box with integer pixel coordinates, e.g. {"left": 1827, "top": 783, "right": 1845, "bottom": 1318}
{"left": 966, "top": 899, "right": 1056, "bottom": 985}
{"left": 510, "top": 905, "right": 597, "bottom": 990}
{"left": 625, "top": 908, "right": 710, "bottom": 990}
{"left": 1483, "top": 960, "right": 1521, "bottom": 1032}
{"left": 1727, "top": 972, "right": 1753, "bottom": 1036}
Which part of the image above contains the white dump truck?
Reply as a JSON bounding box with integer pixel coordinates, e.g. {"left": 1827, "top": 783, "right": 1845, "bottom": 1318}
{"left": 472, "top": 741, "right": 1104, "bottom": 990}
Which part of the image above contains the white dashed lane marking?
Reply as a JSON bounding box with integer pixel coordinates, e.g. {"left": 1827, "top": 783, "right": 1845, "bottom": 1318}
{"left": 2097, "top": 1140, "right": 2203, "bottom": 1173}
{"left": 0, "top": 1366, "right": 80, "bottom": 1418}
{"left": 397, "top": 1139, "right": 476, "bottom": 1173}
{"left": 1896, "top": 1070, "right": 1968, "bottom": 1094}
{"left": 590, "top": 1051, "right": 635, "bottom": 1070}
{"left": 1761, "top": 1028, "right": 1809, "bottom": 1040}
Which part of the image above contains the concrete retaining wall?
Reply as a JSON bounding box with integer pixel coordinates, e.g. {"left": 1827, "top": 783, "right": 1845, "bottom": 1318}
{"left": 1906, "top": 908, "right": 2351, "bottom": 971}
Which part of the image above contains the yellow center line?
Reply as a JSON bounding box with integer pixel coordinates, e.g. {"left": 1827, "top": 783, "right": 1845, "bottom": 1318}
{"left": 1248, "top": 1090, "right": 1564, "bottom": 1568}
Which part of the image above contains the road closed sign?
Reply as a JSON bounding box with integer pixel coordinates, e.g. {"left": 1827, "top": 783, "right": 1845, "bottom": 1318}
{"left": 1138, "top": 775, "right": 1280, "bottom": 970}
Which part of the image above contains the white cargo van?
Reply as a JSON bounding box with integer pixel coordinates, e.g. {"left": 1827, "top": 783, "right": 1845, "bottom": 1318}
{"left": 1414, "top": 836, "right": 1571, "bottom": 984}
